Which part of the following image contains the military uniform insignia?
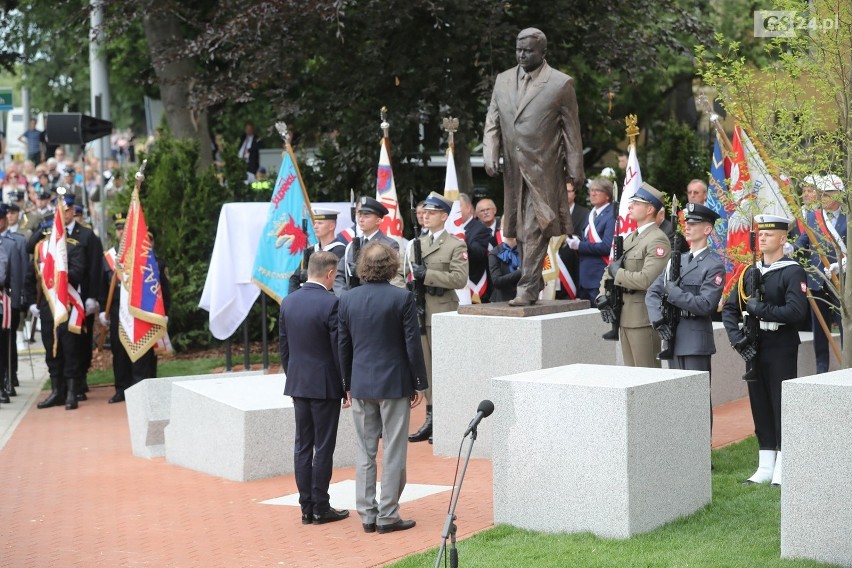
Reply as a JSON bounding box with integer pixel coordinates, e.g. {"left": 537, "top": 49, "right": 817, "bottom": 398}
{"left": 800, "top": 281, "right": 807, "bottom": 293}
{"left": 714, "top": 274, "right": 723, "bottom": 286}
{"left": 461, "top": 250, "right": 468, "bottom": 261}
{"left": 655, "top": 246, "right": 665, "bottom": 256}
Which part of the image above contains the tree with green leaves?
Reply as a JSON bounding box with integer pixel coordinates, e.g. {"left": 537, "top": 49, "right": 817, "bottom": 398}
{"left": 697, "top": 0, "right": 852, "bottom": 365}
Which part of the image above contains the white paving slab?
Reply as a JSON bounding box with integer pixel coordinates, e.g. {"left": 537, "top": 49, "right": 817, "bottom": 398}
{"left": 261, "top": 479, "right": 452, "bottom": 510}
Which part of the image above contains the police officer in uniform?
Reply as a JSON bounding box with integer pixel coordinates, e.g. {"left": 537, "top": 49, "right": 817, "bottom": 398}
{"left": 596, "top": 183, "right": 670, "bottom": 368}
{"left": 400, "top": 192, "right": 468, "bottom": 443}
{"left": 288, "top": 208, "right": 346, "bottom": 293}
{"left": 722, "top": 214, "right": 808, "bottom": 487}
{"left": 647, "top": 203, "right": 724, "bottom": 371}
{"left": 334, "top": 197, "right": 400, "bottom": 296}
{"left": 0, "top": 203, "right": 28, "bottom": 399}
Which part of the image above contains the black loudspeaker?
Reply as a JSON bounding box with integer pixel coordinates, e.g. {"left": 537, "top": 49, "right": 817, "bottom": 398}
{"left": 45, "top": 113, "right": 113, "bottom": 145}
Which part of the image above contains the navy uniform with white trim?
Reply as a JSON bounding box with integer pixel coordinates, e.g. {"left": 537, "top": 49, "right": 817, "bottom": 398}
{"left": 333, "top": 197, "right": 400, "bottom": 296}
{"left": 598, "top": 183, "right": 670, "bottom": 368}
{"left": 288, "top": 208, "right": 346, "bottom": 294}
{"left": 646, "top": 203, "right": 725, "bottom": 372}
{"left": 722, "top": 214, "right": 808, "bottom": 486}
{"left": 400, "top": 192, "right": 468, "bottom": 443}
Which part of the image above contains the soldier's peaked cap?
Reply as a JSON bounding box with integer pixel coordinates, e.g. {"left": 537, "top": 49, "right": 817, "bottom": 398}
{"left": 422, "top": 192, "right": 452, "bottom": 214}
{"left": 684, "top": 203, "right": 720, "bottom": 224}
{"left": 358, "top": 196, "right": 389, "bottom": 217}
{"left": 630, "top": 183, "right": 665, "bottom": 211}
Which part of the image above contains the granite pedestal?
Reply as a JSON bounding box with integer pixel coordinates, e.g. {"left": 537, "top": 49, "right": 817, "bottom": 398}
{"left": 431, "top": 309, "right": 615, "bottom": 458}
{"left": 491, "top": 364, "right": 711, "bottom": 538}
{"left": 125, "top": 370, "right": 262, "bottom": 459}
{"left": 164, "top": 374, "right": 356, "bottom": 482}
{"left": 781, "top": 372, "right": 852, "bottom": 566}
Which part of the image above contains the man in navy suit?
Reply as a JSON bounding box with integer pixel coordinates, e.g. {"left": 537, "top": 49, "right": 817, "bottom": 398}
{"left": 459, "top": 193, "right": 492, "bottom": 302}
{"left": 338, "top": 241, "right": 428, "bottom": 534}
{"left": 794, "top": 174, "right": 846, "bottom": 373}
{"left": 280, "top": 252, "right": 349, "bottom": 525}
{"left": 566, "top": 177, "right": 616, "bottom": 302}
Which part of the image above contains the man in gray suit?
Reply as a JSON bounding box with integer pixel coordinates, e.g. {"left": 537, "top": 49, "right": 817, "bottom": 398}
{"left": 338, "top": 242, "right": 428, "bottom": 534}
{"left": 646, "top": 203, "right": 724, "bottom": 376}
{"left": 334, "top": 196, "right": 401, "bottom": 296}
{"left": 483, "top": 27, "right": 585, "bottom": 306}
{"left": 0, "top": 204, "right": 25, "bottom": 400}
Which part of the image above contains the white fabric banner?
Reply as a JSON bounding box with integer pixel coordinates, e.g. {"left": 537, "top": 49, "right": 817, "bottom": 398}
{"left": 199, "top": 201, "right": 351, "bottom": 340}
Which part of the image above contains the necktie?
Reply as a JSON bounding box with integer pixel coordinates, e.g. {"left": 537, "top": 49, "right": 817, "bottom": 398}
{"left": 519, "top": 73, "right": 531, "bottom": 99}
{"left": 592, "top": 210, "right": 598, "bottom": 223}
{"left": 688, "top": 253, "right": 694, "bottom": 263}
{"left": 429, "top": 234, "right": 435, "bottom": 245}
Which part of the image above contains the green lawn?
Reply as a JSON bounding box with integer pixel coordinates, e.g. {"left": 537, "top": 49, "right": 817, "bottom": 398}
{"left": 391, "top": 439, "right": 836, "bottom": 568}
{"left": 85, "top": 353, "right": 280, "bottom": 388}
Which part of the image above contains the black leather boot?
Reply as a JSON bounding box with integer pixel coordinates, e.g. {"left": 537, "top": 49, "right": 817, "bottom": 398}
{"left": 65, "top": 379, "right": 78, "bottom": 410}
{"left": 37, "top": 376, "right": 65, "bottom": 409}
{"left": 602, "top": 323, "right": 619, "bottom": 341}
{"left": 0, "top": 389, "right": 9, "bottom": 404}
{"left": 408, "top": 405, "right": 432, "bottom": 443}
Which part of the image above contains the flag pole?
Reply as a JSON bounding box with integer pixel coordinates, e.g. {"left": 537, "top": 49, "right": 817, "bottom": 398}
{"left": 701, "top": 97, "right": 842, "bottom": 359}
{"left": 442, "top": 116, "right": 460, "bottom": 202}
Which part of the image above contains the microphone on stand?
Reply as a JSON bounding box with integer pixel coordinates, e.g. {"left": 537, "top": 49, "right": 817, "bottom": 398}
{"left": 435, "top": 399, "right": 497, "bottom": 568}
{"left": 463, "top": 399, "right": 495, "bottom": 438}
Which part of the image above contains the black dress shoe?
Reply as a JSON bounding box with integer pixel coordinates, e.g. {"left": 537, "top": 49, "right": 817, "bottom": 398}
{"left": 108, "top": 392, "right": 125, "bottom": 404}
{"left": 602, "top": 329, "right": 619, "bottom": 341}
{"left": 363, "top": 523, "right": 376, "bottom": 533}
{"left": 428, "top": 435, "right": 433, "bottom": 444}
{"left": 76, "top": 393, "right": 88, "bottom": 401}
{"left": 377, "top": 519, "right": 416, "bottom": 533}
{"left": 7, "top": 386, "right": 16, "bottom": 397}
{"left": 312, "top": 507, "right": 349, "bottom": 524}
{"left": 0, "top": 390, "right": 10, "bottom": 403}
{"left": 37, "top": 392, "right": 64, "bottom": 409}
{"left": 301, "top": 512, "right": 313, "bottom": 525}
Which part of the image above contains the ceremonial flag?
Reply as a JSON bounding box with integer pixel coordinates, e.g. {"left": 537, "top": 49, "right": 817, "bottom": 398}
{"left": 36, "top": 198, "right": 86, "bottom": 354}
{"left": 116, "top": 187, "right": 168, "bottom": 362}
{"left": 436, "top": 141, "right": 472, "bottom": 304}
{"left": 723, "top": 125, "right": 754, "bottom": 293}
{"left": 251, "top": 144, "right": 316, "bottom": 304}
{"left": 617, "top": 144, "right": 642, "bottom": 238}
{"left": 706, "top": 135, "right": 734, "bottom": 288}
{"left": 376, "top": 138, "right": 404, "bottom": 238}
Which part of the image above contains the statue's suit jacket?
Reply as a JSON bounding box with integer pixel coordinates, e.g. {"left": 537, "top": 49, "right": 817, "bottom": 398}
{"left": 483, "top": 62, "right": 584, "bottom": 240}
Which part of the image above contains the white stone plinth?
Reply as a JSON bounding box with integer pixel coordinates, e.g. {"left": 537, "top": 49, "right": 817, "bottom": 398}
{"left": 164, "top": 374, "right": 356, "bottom": 482}
{"left": 432, "top": 309, "right": 615, "bottom": 458}
{"left": 125, "top": 370, "right": 262, "bottom": 459}
{"left": 491, "top": 364, "right": 711, "bottom": 538}
{"left": 781, "top": 372, "right": 852, "bottom": 567}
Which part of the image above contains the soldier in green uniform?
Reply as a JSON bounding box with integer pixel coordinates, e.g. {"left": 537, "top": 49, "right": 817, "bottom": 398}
{"left": 400, "top": 192, "right": 469, "bottom": 443}
{"left": 597, "top": 183, "right": 670, "bottom": 368}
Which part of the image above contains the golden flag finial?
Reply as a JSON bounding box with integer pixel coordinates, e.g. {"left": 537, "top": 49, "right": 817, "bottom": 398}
{"left": 625, "top": 114, "right": 639, "bottom": 147}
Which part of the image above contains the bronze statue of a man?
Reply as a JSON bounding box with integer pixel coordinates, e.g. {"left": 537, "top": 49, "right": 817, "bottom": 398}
{"left": 483, "top": 27, "right": 585, "bottom": 305}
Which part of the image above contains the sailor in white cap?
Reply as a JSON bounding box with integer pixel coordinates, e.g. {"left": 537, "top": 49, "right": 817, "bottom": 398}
{"left": 288, "top": 208, "right": 347, "bottom": 293}
{"left": 723, "top": 214, "right": 808, "bottom": 487}
{"left": 793, "top": 174, "right": 846, "bottom": 375}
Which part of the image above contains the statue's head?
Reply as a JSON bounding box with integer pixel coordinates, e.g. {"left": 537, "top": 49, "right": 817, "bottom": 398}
{"left": 516, "top": 28, "right": 547, "bottom": 72}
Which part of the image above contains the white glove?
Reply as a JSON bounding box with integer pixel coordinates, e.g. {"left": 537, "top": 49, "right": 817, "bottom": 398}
{"left": 782, "top": 242, "right": 794, "bottom": 256}
{"left": 824, "top": 257, "right": 847, "bottom": 279}
{"left": 85, "top": 298, "right": 99, "bottom": 316}
{"left": 29, "top": 304, "right": 39, "bottom": 318}
{"left": 98, "top": 311, "right": 109, "bottom": 327}
{"left": 567, "top": 236, "right": 580, "bottom": 250}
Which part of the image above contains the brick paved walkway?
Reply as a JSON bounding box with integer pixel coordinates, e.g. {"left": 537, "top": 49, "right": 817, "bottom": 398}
{"left": 0, "top": 358, "right": 754, "bottom": 568}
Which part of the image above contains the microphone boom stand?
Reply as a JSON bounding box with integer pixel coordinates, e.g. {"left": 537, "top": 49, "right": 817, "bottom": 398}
{"left": 434, "top": 428, "right": 478, "bottom": 568}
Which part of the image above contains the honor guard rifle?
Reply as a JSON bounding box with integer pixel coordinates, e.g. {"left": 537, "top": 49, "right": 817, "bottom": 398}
{"left": 741, "top": 226, "right": 761, "bottom": 382}
{"left": 348, "top": 190, "right": 361, "bottom": 288}
{"left": 408, "top": 191, "right": 427, "bottom": 334}
{"left": 658, "top": 197, "right": 681, "bottom": 360}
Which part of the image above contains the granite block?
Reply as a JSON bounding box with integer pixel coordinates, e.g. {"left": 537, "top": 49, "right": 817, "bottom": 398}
{"left": 491, "top": 364, "right": 711, "bottom": 538}
{"left": 431, "top": 309, "right": 617, "bottom": 458}
{"left": 164, "top": 374, "right": 356, "bottom": 482}
{"left": 781, "top": 372, "right": 852, "bottom": 567}
{"left": 125, "top": 370, "right": 262, "bottom": 459}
